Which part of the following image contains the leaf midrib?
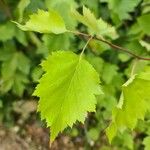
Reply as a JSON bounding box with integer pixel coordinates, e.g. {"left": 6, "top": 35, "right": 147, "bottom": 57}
{"left": 51, "top": 58, "right": 81, "bottom": 128}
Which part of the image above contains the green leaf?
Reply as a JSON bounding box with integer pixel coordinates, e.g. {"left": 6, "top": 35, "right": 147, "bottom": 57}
{"left": 0, "top": 50, "right": 30, "bottom": 95}
{"left": 138, "top": 14, "right": 150, "bottom": 35}
{"left": 15, "top": 29, "right": 28, "bottom": 46}
{"left": 125, "top": 40, "right": 145, "bottom": 55}
{"left": 0, "top": 79, "right": 14, "bottom": 94}
{"left": 33, "top": 51, "right": 102, "bottom": 141}
{"left": 80, "top": 0, "right": 99, "bottom": 15}
{"left": 108, "top": 0, "right": 141, "bottom": 20}
{"left": 102, "top": 63, "right": 118, "bottom": 84}
{"left": 14, "top": 9, "right": 66, "bottom": 34}
{"left": 72, "top": 6, "right": 118, "bottom": 39}
{"left": 128, "top": 23, "right": 142, "bottom": 36}
{"left": 143, "top": 136, "right": 150, "bottom": 150}
{"left": 142, "top": 0, "right": 150, "bottom": 14}
{"left": 31, "top": 67, "right": 43, "bottom": 82}
{"left": 140, "top": 40, "right": 150, "bottom": 52}
{"left": 17, "top": 52, "right": 30, "bottom": 75}
{"left": 0, "top": 22, "right": 15, "bottom": 41}
{"left": 17, "top": 0, "right": 30, "bottom": 22}
{"left": 86, "top": 54, "right": 104, "bottom": 74}
{"left": 45, "top": 0, "right": 77, "bottom": 30}
{"left": 87, "top": 128, "right": 100, "bottom": 141}
{"left": 88, "top": 39, "right": 110, "bottom": 55}
{"left": 106, "top": 66, "right": 150, "bottom": 142}
{"left": 118, "top": 53, "right": 130, "bottom": 62}
{"left": 113, "top": 132, "right": 134, "bottom": 150}
{"left": 12, "top": 73, "right": 29, "bottom": 96}
{"left": 42, "top": 34, "right": 70, "bottom": 52}
{"left": 1, "top": 53, "right": 18, "bottom": 80}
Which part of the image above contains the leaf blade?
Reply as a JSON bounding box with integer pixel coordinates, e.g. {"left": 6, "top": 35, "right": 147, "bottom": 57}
{"left": 33, "top": 51, "right": 102, "bottom": 141}
{"left": 106, "top": 67, "right": 150, "bottom": 142}
{"left": 14, "top": 9, "right": 66, "bottom": 34}
{"left": 72, "top": 6, "right": 118, "bottom": 39}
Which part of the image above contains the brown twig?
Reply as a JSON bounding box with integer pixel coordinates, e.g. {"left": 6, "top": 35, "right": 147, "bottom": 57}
{"left": 67, "top": 30, "right": 150, "bottom": 61}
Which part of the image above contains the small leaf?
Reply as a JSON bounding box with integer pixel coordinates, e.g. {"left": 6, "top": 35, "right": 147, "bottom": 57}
{"left": 17, "top": 0, "right": 30, "bottom": 22}
{"left": 106, "top": 66, "right": 150, "bottom": 142}
{"left": 12, "top": 73, "right": 29, "bottom": 96}
{"left": 72, "top": 6, "right": 118, "bottom": 39}
{"left": 42, "top": 34, "right": 70, "bottom": 52}
{"left": 108, "top": 0, "right": 141, "bottom": 20}
{"left": 33, "top": 51, "right": 102, "bottom": 141}
{"left": 17, "top": 52, "right": 30, "bottom": 75}
{"left": 138, "top": 14, "right": 150, "bottom": 35}
{"left": 45, "top": 0, "right": 77, "bottom": 30}
{"left": 139, "top": 40, "right": 150, "bottom": 52}
{"left": 0, "top": 22, "right": 15, "bottom": 41}
{"left": 143, "top": 136, "right": 150, "bottom": 150}
{"left": 102, "top": 63, "right": 118, "bottom": 84}
{"left": 1, "top": 53, "right": 18, "bottom": 80}
{"left": 14, "top": 9, "right": 66, "bottom": 34}
{"left": 87, "top": 128, "right": 100, "bottom": 141}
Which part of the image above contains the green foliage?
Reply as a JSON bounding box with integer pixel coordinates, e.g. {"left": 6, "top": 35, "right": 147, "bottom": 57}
{"left": 143, "top": 136, "right": 150, "bottom": 150}
{"left": 0, "top": 49, "right": 30, "bottom": 96}
{"left": 72, "top": 6, "right": 118, "bottom": 39}
{"left": 106, "top": 67, "right": 150, "bottom": 142}
{"left": 17, "top": 0, "right": 30, "bottom": 22}
{"left": 45, "top": 0, "right": 77, "bottom": 30}
{"left": 0, "top": 22, "right": 15, "bottom": 41}
{"left": 0, "top": 0, "right": 150, "bottom": 149}
{"left": 33, "top": 51, "right": 102, "bottom": 141}
{"left": 138, "top": 14, "right": 150, "bottom": 35}
{"left": 102, "top": 63, "right": 118, "bottom": 84}
{"left": 108, "top": 0, "right": 141, "bottom": 22}
{"left": 140, "top": 40, "right": 150, "bottom": 52}
{"left": 14, "top": 9, "right": 66, "bottom": 34}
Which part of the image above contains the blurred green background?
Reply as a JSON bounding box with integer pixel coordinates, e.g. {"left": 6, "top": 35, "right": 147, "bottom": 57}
{"left": 0, "top": 0, "right": 150, "bottom": 149}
